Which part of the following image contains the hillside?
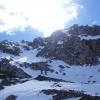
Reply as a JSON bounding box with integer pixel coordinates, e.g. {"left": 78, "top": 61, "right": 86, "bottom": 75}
{"left": 0, "top": 25, "right": 100, "bottom": 100}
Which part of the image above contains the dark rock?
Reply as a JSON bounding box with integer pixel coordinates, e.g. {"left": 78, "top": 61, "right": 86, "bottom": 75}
{"left": 30, "top": 62, "right": 54, "bottom": 75}
{"left": 69, "top": 24, "right": 100, "bottom": 36}
{"left": 21, "top": 62, "right": 54, "bottom": 75}
{"left": 83, "top": 39, "right": 100, "bottom": 57}
{"left": 41, "top": 89, "right": 85, "bottom": 100}
{"left": 35, "top": 75, "right": 66, "bottom": 82}
{"left": 0, "top": 84, "right": 4, "bottom": 90}
{"left": 1, "top": 77, "right": 29, "bottom": 86}
{"left": 0, "top": 40, "right": 21, "bottom": 55}
{"left": 0, "top": 58, "right": 31, "bottom": 79}
{"left": 32, "top": 37, "right": 45, "bottom": 49}
{"left": 15, "top": 68, "right": 31, "bottom": 78}
{"left": 5, "top": 95, "right": 17, "bottom": 100}
{"left": 22, "top": 45, "right": 30, "bottom": 50}
{"left": 37, "top": 25, "right": 100, "bottom": 65}
{"left": 79, "top": 95, "right": 100, "bottom": 100}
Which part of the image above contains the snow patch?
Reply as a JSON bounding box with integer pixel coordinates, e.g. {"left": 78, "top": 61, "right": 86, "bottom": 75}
{"left": 57, "top": 41, "right": 63, "bottom": 45}
{"left": 98, "top": 57, "right": 100, "bottom": 61}
{"left": 79, "top": 35, "right": 100, "bottom": 40}
{"left": 1, "top": 80, "right": 100, "bottom": 100}
{"left": 62, "top": 30, "right": 71, "bottom": 36}
{"left": 16, "top": 57, "right": 28, "bottom": 63}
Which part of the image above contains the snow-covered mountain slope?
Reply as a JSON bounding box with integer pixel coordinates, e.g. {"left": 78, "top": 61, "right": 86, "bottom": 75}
{"left": 0, "top": 40, "right": 100, "bottom": 83}
{"left": 0, "top": 40, "right": 100, "bottom": 100}
{"left": 0, "top": 25, "right": 100, "bottom": 100}
{"left": 1, "top": 80, "right": 100, "bottom": 100}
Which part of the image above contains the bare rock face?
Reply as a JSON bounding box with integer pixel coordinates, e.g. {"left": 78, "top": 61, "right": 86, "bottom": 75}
{"left": 32, "top": 37, "right": 45, "bottom": 49}
{"left": 0, "top": 40, "right": 21, "bottom": 56}
{"left": 5, "top": 95, "right": 17, "bottom": 100}
{"left": 36, "top": 25, "right": 100, "bottom": 65}
{"left": 63, "top": 36, "right": 98, "bottom": 65}
{"left": 41, "top": 89, "right": 85, "bottom": 100}
{"left": 0, "top": 58, "right": 31, "bottom": 79}
{"left": 21, "top": 62, "right": 54, "bottom": 75}
{"left": 83, "top": 39, "right": 100, "bottom": 57}
{"left": 38, "top": 36, "right": 98, "bottom": 65}
{"left": 0, "top": 84, "right": 4, "bottom": 90}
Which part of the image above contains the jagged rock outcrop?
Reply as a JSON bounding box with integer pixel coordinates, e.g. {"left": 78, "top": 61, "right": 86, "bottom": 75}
{"left": 37, "top": 35, "right": 98, "bottom": 65}
{"left": 35, "top": 75, "right": 66, "bottom": 82}
{"left": 69, "top": 24, "right": 100, "bottom": 36}
{"left": 0, "top": 40, "right": 21, "bottom": 55}
{"left": 83, "top": 39, "right": 100, "bottom": 57}
{"left": 21, "top": 62, "right": 54, "bottom": 75}
{"left": 41, "top": 89, "right": 85, "bottom": 100}
{"left": 5, "top": 95, "right": 17, "bottom": 100}
{"left": 0, "top": 84, "right": 4, "bottom": 90}
{"left": 42, "top": 89, "right": 100, "bottom": 100}
{"left": 32, "top": 37, "right": 46, "bottom": 49}
{"left": 36, "top": 25, "right": 100, "bottom": 65}
{"left": 0, "top": 58, "right": 31, "bottom": 78}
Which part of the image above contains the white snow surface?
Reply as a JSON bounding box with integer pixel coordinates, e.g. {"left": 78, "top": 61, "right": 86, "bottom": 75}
{"left": 79, "top": 35, "right": 100, "bottom": 40}
{"left": 0, "top": 41, "right": 100, "bottom": 100}
{"left": 0, "top": 48, "right": 47, "bottom": 64}
{"left": 64, "top": 98, "right": 80, "bottom": 100}
{"left": 57, "top": 40, "right": 63, "bottom": 45}
{"left": 1, "top": 80, "right": 100, "bottom": 100}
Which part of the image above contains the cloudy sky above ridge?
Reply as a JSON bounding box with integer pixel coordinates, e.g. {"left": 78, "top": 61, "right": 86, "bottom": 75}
{"left": 0, "top": 0, "right": 100, "bottom": 37}
{"left": 0, "top": 0, "right": 84, "bottom": 37}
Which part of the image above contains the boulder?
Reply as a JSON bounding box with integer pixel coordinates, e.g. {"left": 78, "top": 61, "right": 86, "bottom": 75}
{"left": 5, "top": 95, "right": 17, "bottom": 100}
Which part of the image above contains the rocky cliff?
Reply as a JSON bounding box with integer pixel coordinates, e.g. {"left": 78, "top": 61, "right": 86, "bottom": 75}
{"left": 35, "top": 25, "right": 100, "bottom": 65}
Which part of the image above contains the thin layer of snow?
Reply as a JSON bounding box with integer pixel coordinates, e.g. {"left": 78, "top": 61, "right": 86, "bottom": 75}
{"left": 64, "top": 97, "right": 80, "bottom": 100}
{"left": 48, "top": 60, "right": 68, "bottom": 68}
{"left": 16, "top": 57, "right": 28, "bottom": 63}
{"left": 79, "top": 35, "right": 100, "bottom": 40}
{"left": 19, "top": 67, "right": 40, "bottom": 78}
{"left": 47, "top": 60, "right": 100, "bottom": 84}
{"left": 98, "top": 57, "right": 100, "bottom": 61}
{"left": 38, "top": 46, "right": 44, "bottom": 49}
{"left": 16, "top": 49, "right": 47, "bottom": 63}
{"left": 17, "top": 93, "right": 52, "bottom": 100}
{"left": 57, "top": 41, "right": 63, "bottom": 45}
{"left": 0, "top": 48, "right": 48, "bottom": 64}
{"left": 62, "top": 30, "right": 71, "bottom": 36}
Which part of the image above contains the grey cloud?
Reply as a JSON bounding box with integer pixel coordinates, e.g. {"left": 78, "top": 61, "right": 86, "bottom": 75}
{"left": 0, "top": 19, "right": 5, "bottom": 25}
{"left": 0, "top": 5, "right": 5, "bottom": 10}
{"left": 9, "top": 12, "right": 17, "bottom": 16}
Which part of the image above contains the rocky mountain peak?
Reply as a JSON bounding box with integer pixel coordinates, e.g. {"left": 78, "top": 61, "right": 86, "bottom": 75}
{"left": 36, "top": 25, "right": 100, "bottom": 65}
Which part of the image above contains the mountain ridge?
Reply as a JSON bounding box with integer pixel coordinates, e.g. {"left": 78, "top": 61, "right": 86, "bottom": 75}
{"left": 0, "top": 24, "right": 100, "bottom": 100}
